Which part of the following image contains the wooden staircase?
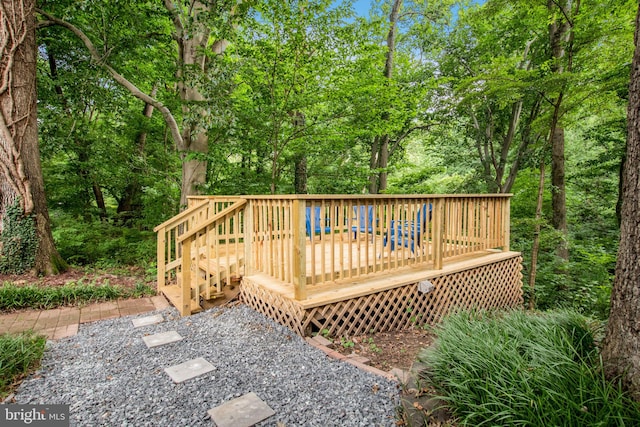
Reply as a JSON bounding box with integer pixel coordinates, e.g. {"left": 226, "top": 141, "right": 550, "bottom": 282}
{"left": 154, "top": 198, "right": 247, "bottom": 315}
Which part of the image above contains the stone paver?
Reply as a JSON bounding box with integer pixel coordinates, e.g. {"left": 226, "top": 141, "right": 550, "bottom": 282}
{"left": 207, "top": 392, "right": 275, "bottom": 427}
{"left": 151, "top": 295, "right": 170, "bottom": 311}
{"left": 164, "top": 357, "right": 215, "bottom": 383}
{"left": 132, "top": 314, "right": 164, "bottom": 328}
{"left": 142, "top": 330, "right": 182, "bottom": 348}
{"left": 0, "top": 295, "right": 170, "bottom": 340}
{"left": 118, "top": 298, "right": 155, "bottom": 316}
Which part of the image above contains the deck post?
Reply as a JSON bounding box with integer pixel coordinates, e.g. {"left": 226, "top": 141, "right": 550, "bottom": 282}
{"left": 292, "top": 199, "right": 307, "bottom": 300}
{"left": 157, "top": 227, "right": 166, "bottom": 291}
{"left": 433, "top": 198, "right": 445, "bottom": 270}
{"left": 503, "top": 197, "right": 510, "bottom": 251}
{"left": 180, "top": 236, "right": 193, "bottom": 316}
{"left": 244, "top": 200, "right": 254, "bottom": 276}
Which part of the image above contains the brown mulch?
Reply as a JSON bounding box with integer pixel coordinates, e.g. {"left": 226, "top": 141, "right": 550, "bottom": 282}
{"left": 333, "top": 328, "right": 435, "bottom": 371}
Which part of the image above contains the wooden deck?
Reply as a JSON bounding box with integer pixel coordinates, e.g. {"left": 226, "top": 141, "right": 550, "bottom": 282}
{"left": 154, "top": 194, "right": 523, "bottom": 334}
{"left": 247, "top": 249, "right": 519, "bottom": 308}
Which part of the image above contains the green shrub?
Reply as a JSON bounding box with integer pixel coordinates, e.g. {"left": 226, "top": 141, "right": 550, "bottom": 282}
{"left": 0, "top": 281, "right": 155, "bottom": 311}
{"left": 0, "top": 201, "right": 37, "bottom": 274}
{"left": 0, "top": 331, "right": 46, "bottom": 398}
{"left": 419, "top": 309, "right": 640, "bottom": 426}
{"left": 51, "top": 214, "right": 156, "bottom": 266}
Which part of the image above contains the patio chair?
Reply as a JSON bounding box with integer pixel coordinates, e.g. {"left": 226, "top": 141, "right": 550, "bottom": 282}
{"left": 383, "top": 203, "right": 431, "bottom": 253}
{"left": 352, "top": 205, "right": 374, "bottom": 239}
{"left": 305, "top": 206, "right": 332, "bottom": 239}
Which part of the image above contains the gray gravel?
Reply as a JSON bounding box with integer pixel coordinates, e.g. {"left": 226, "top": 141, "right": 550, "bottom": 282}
{"left": 14, "top": 304, "right": 400, "bottom": 426}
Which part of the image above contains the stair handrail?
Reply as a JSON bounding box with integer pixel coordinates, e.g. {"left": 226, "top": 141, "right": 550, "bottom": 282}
{"left": 153, "top": 199, "right": 209, "bottom": 233}
{"left": 175, "top": 199, "right": 248, "bottom": 315}
{"left": 176, "top": 199, "right": 247, "bottom": 244}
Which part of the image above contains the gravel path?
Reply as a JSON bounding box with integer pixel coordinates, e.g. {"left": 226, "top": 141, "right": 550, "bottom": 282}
{"left": 15, "top": 304, "right": 400, "bottom": 426}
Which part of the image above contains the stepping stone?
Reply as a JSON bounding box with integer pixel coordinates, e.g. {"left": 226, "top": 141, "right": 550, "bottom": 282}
{"left": 207, "top": 392, "right": 275, "bottom": 427}
{"left": 132, "top": 314, "right": 164, "bottom": 328}
{"left": 142, "top": 330, "right": 183, "bottom": 348}
{"left": 164, "top": 357, "right": 215, "bottom": 383}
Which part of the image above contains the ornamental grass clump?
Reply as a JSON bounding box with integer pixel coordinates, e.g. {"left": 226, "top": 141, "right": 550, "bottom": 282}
{"left": 419, "top": 309, "right": 640, "bottom": 426}
{"left": 0, "top": 331, "right": 46, "bottom": 397}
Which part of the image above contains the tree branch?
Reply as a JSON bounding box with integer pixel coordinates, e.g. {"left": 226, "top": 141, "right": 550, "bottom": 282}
{"left": 163, "top": 0, "right": 184, "bottom": 40}
{"left": 389, "top": 124, "right": 438, "bottom": 156}
{"left": 35, "top": 8, "right": 184, "bottom": 149}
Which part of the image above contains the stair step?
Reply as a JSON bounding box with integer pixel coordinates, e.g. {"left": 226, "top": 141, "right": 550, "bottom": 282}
{"left": 160, "top": 285, "right": 203, "bottom": 314}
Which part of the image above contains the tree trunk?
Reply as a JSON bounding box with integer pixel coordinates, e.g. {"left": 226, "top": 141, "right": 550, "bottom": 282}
{"left": 548, "top": 0, "right": 573, "bottom": 262}
{"left": 368, "top": 0, "right": 402, "bottom": 194}
{"left": 294, "top": 154, "right": 307, "bottom": 194}
{"left": 291, "top": 111, "right": 307, "bottom": 194}
{"left": 0, "top": 0, "right": 66, "bottom": 275}
{"left": 551, "top": 126, "right": 568, "bottom": 260}
{"left": 601, "top": 3, "right": 640, "bottom": 401}
{"left": 378, "top": 134, "right": 390, "bottom": 192}
{"left": 616, "top": 152, "right": 625, "bottom": 227}
{"left": 177, "top": 26, "right": 210, "bottom": 208}
{"left": 528, "top": 159, "right": 545, "bottom": 310}
{"left": 368, "top": 136, "right": 380, "bottom": 194}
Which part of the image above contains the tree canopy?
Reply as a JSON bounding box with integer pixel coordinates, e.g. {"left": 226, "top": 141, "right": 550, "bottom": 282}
{"left": 0, "top": 0, "right": 632, "bottom": 349}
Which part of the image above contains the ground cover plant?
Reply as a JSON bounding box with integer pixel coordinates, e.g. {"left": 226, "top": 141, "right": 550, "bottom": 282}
{"left": 419, "top": 309, "right": 640, "bottom": 426}
{"left": 0, "top": 280, "right": 155, "bottom": 311}
{"left": 0, "top": 331, "right": 46, "bottom": 398}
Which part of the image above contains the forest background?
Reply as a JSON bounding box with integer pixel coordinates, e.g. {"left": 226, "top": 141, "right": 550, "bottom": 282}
{"left": 0, "top": 0, "right": 635, "bottom": 323}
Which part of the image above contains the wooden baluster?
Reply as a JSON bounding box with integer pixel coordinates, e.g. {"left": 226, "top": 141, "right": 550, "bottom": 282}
{"left": 433, "top": 198, "right": 444, "bottom": 270}
{"left": 244, "top": 201, "right": 254, "bottom": 277}
{"left": 338, "top": 202, "right": 345, "bottom": 280}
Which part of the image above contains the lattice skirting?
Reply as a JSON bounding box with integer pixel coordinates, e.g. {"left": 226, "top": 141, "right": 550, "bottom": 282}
{"left": 241, "top": 255, "right": 523, "bottom": 337}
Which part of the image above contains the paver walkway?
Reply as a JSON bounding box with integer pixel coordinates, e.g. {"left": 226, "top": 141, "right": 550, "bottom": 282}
{"left": 0, "top": 295, "right": 169, "bottom": 340}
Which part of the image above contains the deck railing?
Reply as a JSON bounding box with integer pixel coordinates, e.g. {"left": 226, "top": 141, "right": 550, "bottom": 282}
{"left": 155, "top": 194, "right": 511, "bottom": 314}
{"left": 243, "top": 195, "right": 510, "bottom": 300}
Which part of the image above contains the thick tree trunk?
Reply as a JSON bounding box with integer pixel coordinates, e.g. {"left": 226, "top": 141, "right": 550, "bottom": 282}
{"left": 616, "top": 152, "right": 625, "bottom": 227}
{"left": 1, "top": 0, "right": 66, "bottom": 274}
{"left": 601, "top": 4, "right": 640, "bottom": 400}
{"left": 173, "top": 16, "right": 230, "bottom": 207}
{"left": 177, "top": 29, "right": 209, "bottom": 207}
